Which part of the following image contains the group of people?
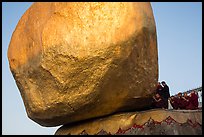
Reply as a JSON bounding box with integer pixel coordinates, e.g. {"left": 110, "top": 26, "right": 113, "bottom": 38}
{"left": 169, "top": 91, "right": 199, "bottom": 110}
{"left": 151, "top": 81, "right": 199, "bottom": 110}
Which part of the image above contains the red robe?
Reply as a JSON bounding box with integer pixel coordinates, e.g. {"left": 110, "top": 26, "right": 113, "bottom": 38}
{"left": 170, "top": 97, "right": 179, "bottom": 109}
{"left": 181, "top": 96, "right": 190, "bottom": 109}
{"left": 178, "top": 97, "right": 191, "bottom": 109}
{"left": 186, "top": 93, "right": 199, "bottom": 110}
{"left": 156, "top": 85, "right": 163, "bottom": 95}
{"left": 152, "top": 97, "right": 166, "bottom": 109}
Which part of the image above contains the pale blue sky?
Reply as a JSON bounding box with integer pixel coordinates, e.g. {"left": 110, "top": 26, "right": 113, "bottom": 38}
{"left": 2, "top": 2, "right": 202, "bottom": 135}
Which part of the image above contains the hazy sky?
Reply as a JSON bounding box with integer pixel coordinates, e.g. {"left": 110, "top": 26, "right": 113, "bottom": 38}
{"left": 2, "top": 2, "right": 202, "bottom": 135}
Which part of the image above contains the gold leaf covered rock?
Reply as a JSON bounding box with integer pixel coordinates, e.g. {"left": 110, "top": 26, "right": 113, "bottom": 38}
{"left": 8, "top": 2, "right": 158, "bottom": 127}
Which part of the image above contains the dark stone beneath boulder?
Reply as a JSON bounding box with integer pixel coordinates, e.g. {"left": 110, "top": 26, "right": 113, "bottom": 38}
{"left": 114, "top": 117, "right": 202, "bottom": 135}
{"left": 55, "top": 109, "right": 202, "bottom": 135}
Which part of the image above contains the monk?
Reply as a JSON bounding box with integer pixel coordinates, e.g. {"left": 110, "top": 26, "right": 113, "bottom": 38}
{"left": 152, "top": 93, "right": 166, "bottom": 109}
{"left": 186, "top": 90, "right": 199, "bottom": 110}
{"left": 177, "top": 92, "right": 186, "bottom": 109}
{"left": 181, "top": 92, "right": 190, "bottom": 109}
{"left": 169, "top": 96, "right": 179, "bottom": 109}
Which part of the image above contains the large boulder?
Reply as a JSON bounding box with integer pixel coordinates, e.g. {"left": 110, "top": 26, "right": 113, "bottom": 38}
{"left": 8, "top": 2, "right": 158, "bottom": 127}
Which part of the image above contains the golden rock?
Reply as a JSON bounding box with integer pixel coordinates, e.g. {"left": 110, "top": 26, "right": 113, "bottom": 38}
{"left": 8, "top": 2, "right": 158, "bottom": 127}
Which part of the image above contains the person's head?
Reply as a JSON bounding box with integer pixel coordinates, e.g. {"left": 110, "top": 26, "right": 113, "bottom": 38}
{"left": 177, "top": 92, "right": 182, "bottom": 97}
{"left": 191, "top": 90, "right": 196, "bottom": 94}
{"left": 190, "top": 90, "right": 197, "bottom": 96}
{"left": 161, "top": 81, "right": 166, "bottom": 86}
{"left": 169, "top": 96, "right": 174, "bottom": 101}
{"left": 183, "top": 92, "right": 188, "bottom": 97}
{"left": 155, "top": 93, "right": 161, "bottom": 99}
{"left": 170, "top": 96, "right": 174, "bottom": 99}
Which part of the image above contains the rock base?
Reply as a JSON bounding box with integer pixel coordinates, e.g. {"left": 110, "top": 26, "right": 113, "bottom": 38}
{"left": 55, "top": 109, "right": 202, "bottom": 135}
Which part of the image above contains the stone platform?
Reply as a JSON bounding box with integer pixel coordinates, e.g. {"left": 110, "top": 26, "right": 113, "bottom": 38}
{"left": 55, "top": 109, "right": 202, "bottom": 135}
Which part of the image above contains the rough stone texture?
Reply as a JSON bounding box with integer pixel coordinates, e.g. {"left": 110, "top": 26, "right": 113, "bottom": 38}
{"left": 8, "top": 2, "right": 158, "bottom": 127}
{"left": 55, "top": 109, "right": 202, "bottom": 135}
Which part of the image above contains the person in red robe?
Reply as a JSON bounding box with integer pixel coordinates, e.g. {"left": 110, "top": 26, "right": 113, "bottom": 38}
{"left": 181, "top": 92, "right": 190, "bottom": 109}
{"left": 177, "top": 92, "right": 187, "bottom": 109}
{"left": 187, "top": 90, "right": 199, "bottom": 110}
{"left": 169, "top": 95, "right": 179, "bottom": 109}
{"left": 152, "top": 93, "right": 166, "bottom": 109}
{"left": 156, "top": 82, "right": 163, "bottom": 94}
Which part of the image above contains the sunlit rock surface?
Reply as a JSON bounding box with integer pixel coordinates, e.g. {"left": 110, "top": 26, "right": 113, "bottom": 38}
{"left": 55, "top": 109, "right": 202, "bottom": 135}
{"left": 8, "top": 2, "right": 158, "bottom": 127}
